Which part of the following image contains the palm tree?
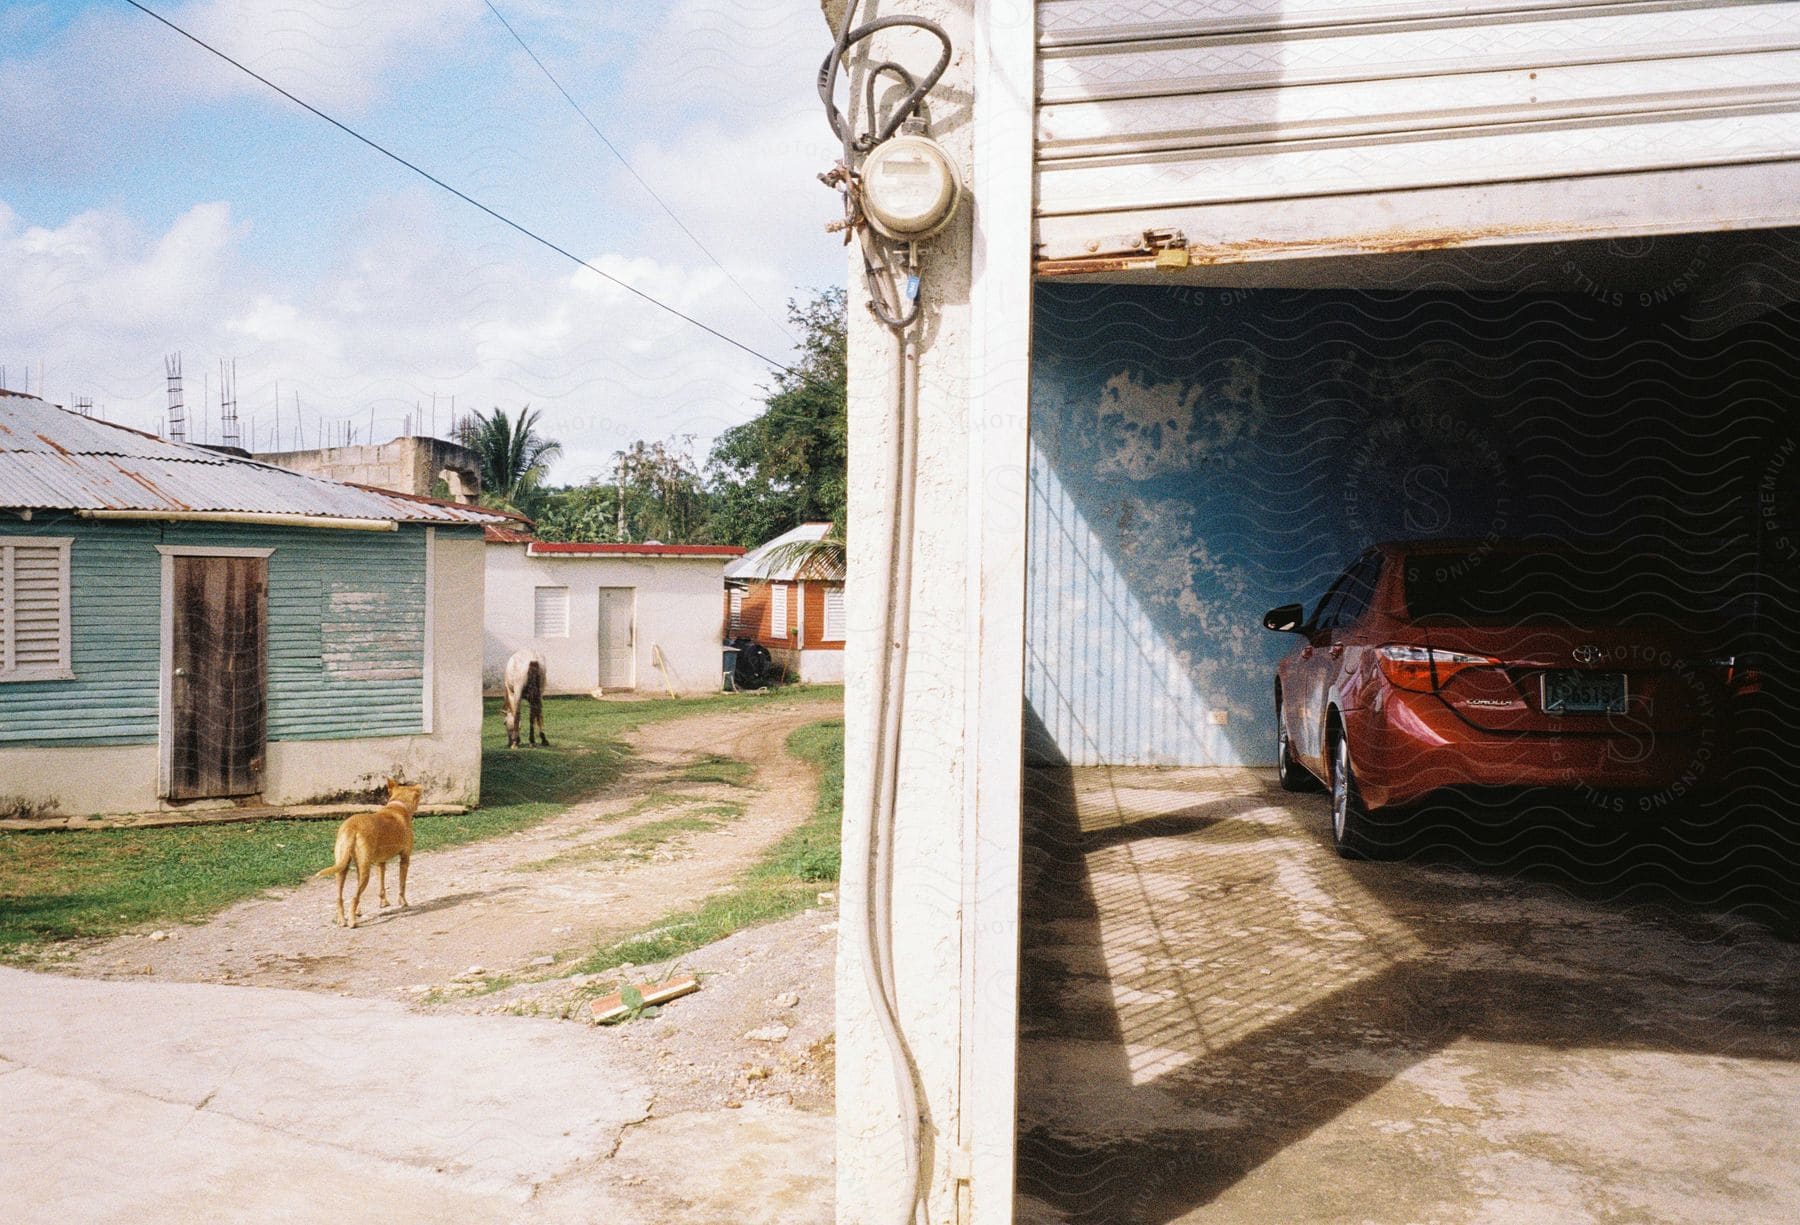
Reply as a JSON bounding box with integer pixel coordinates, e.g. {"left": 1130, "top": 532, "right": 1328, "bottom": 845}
{"left": 467, "top": 406, "right": 561, "bottom": 515}
{"left": 763, "top": 520, "right": 846, "bottom": 580}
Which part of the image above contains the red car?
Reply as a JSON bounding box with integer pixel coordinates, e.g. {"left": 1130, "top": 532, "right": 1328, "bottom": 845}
{"left": 1265, "top": 540, "right": 1755, "bottom": 858}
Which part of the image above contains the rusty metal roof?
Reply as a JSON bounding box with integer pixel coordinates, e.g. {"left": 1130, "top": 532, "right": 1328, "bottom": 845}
{"left": 0, "top": 392, "right": 507, "bottom": 527}
{"left": 484, "top": 523, "right": 538, "bottom": 545}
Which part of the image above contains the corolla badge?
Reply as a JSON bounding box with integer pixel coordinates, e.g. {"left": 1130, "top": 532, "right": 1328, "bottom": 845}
{"left": 1572, "top": 645, "right": 1607, "bottom": 665}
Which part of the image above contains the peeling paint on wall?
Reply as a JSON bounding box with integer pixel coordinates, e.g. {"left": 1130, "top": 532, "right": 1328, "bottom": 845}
{"left": 1028, "top": 283, "right": 1768, "bottom": 768}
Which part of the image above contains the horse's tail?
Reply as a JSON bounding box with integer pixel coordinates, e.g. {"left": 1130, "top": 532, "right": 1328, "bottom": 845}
{"left": 526, "top": 658, "right": 545, "bottom": 699}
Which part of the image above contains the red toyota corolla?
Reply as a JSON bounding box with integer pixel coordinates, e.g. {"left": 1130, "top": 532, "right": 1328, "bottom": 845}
{"left": 1264, "top": 540, "right": 1756, "bottom": 858}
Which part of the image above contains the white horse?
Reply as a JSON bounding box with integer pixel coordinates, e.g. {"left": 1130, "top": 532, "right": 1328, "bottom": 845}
{"left": 503, "top": 649, "right": 548, "bottom": 749}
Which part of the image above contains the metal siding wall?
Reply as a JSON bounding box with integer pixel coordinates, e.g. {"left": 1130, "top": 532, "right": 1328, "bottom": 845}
{"left": 0, "top": 519, "right": 430, "bottom": 748}
{"left": 0, "top": 519, "right": 161, "bottom": 745}
{"left": 1036, "top": 0, "right": 1800, "bottom": 243}
{"left": 248, "top": 525, "right": 429, "bottom": 740}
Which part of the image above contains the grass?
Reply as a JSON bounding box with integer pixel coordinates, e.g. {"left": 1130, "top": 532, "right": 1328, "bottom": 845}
{"left": 676, "top": 754, "right": 754, "bottom": 786}
{"left": 0, "top": 689, "right": 837, "bottom": 957}
{"left": 574, "top": 717, "right": 845, "bottom": 974}
{"left": 522, "top": 807, "right": 744, "bottom": 872}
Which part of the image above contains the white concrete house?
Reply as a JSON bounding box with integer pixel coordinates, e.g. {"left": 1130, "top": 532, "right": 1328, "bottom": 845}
{"left": 827, "top": 4, "right": 1800, "bottom": 1224}
{"left": 482, "top": 531, "right": 742, "bottom": 697}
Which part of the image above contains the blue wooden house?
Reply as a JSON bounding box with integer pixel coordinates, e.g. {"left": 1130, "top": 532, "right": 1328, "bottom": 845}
{"left": 0, "top": 391, "right": 507, "bottom": 818}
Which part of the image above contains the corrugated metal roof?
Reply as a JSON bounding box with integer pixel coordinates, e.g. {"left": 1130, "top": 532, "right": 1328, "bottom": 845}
{"left": 0, "top": 392, "right": 508, "bottom": 527}
{"left": 724, "top": 521, "right": 844, "bottom": 582}
{"left": 1033, "top": 0, "right": 1800, "bottom": 273}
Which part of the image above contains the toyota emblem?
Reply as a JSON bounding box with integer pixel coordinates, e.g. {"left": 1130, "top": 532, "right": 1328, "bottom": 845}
{"left": 1572, "top": 645, "right": 1606, "bottom": 665}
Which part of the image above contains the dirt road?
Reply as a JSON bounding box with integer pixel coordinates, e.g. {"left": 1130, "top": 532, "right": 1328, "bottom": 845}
{"left": 13, "top": 694, "right": 843, "bottom": 1225}
{"left": 61, "top": 698, "right": 832, "bottom": 999}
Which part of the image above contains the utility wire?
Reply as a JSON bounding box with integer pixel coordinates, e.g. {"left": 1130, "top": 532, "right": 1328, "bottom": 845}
{"left": 481, "top": 0, "right": 796, "bottom": 344}
{"left": 120, "top": 0, "right": 794, "bottom": 375}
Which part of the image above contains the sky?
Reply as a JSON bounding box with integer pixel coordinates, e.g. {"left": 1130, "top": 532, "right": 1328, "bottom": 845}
{"left": 0, "top": 0, "right": 846, "bottom": 484}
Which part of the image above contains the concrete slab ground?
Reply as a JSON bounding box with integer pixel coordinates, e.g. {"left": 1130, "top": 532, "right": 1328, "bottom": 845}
{"left": 1016, "top": 767, "right": 1800, "bottom": 1225}
{"left": 0, "top": 967, "right": 653, "bottom": 1223}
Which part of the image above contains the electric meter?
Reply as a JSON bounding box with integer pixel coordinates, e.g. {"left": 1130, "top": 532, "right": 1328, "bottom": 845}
{"left": 860, "top": 134, "right": 961, "bottom": 241}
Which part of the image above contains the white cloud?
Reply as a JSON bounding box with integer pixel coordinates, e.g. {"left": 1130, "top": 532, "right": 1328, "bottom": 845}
{"left": 0, "top": 0, "right": 849, "bottom": 483}
{"left": 0, "top": 193, "right": 789, "bottom": 481}
{"left": 483, "top": 0, "right": 846, "bottom": 340}
{"left": 0, "top": 0, "right": 483, "bottom": 177}
{"left": 180, "top": 0, "right": 485, "bottom": 110}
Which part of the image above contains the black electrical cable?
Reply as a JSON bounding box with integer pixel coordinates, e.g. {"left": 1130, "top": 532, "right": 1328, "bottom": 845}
{"left": 865, "top": 61, "right": 922, "bottom": 141}
{"left": 817, "top": 0, "right": 953, "bottom": 237}
{"left": 479, "top": 0, "right": 797, "bottom": 345}
{"left": 119, "top": 0, "right": 795, "bottom": 375}
{"left": 818, "top": 2, "right": 947, "bottom": 331}
{"left": 818, "top": 8, "right": 950, "bottom": 1225}
{"left": 818, "top": 7, "right": 951, "bottom": 163}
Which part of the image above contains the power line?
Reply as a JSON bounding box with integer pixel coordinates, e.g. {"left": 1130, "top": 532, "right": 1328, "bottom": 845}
{"left": 120, "top": 0, "right": 794, "bottom": 375}
{"left": 481, "top": 0, "right": 796, "bottom": 344}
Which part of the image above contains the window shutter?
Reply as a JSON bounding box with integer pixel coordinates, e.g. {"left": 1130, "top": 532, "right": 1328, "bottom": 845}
{"left": 534, "top": 586, "right": 570, "bottom": 638}
{"left": 729, "top": 588, "right": 745, "bottom": 634}
{"left": 823, "top": 587, "right": 846, "bottom": 641}
{"left": 770, "top": 584, "right": 788, "bottom": 638}
{"left": 2, "top": 540, "right": 71, "bottom": 680}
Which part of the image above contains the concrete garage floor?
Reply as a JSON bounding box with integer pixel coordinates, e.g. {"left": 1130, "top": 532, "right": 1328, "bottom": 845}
{"left": 1015, "top": 767, "right": 1800, "bottom": 1225}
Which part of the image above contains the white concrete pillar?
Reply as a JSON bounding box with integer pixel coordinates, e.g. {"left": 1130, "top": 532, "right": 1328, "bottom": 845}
{"left": 834, "top": 3, "right": 1034, "bottom": 1222}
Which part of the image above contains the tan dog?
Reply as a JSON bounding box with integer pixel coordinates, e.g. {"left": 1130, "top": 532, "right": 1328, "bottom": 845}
{"left": 315, "top": 778, "right": 424, "bottom": 929}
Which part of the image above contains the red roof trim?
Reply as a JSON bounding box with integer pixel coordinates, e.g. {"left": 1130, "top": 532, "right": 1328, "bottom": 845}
{"left": 526, "top": 541, "right": 745, "bottom": 558}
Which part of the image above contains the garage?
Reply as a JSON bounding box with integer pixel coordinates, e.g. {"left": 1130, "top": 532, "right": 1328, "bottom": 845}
{"left": 1008, "top": 4, "right": 1800, "bottom": 1219}
{"left": 1015, "top": 250, "right": 1800, "bottom": 1222}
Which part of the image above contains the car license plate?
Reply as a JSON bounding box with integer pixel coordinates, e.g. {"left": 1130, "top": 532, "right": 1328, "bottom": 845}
{"left": 1541, "top": 670, "right": 1627, "bottom": 715}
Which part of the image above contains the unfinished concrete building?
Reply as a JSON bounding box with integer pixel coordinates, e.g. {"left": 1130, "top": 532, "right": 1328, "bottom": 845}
{"left": 256, "top": 436, "right": 481, "bottom": 504}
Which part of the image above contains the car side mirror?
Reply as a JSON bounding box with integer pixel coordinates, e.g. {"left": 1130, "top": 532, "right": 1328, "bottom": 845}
{"left": 1262, "top": 603, "right": 1306, "bottom": 633}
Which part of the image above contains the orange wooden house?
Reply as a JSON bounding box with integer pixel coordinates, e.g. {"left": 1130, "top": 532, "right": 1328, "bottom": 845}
{"left": 723, "top": 522, "right": 845, "bottom": 683}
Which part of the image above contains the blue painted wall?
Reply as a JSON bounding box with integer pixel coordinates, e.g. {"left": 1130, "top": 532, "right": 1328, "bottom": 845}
{"left": 1026, "top": 284, "right": 1764, "bottom": 767}
{"left": 0, "top": 517, "right": 451, "bottom": 748}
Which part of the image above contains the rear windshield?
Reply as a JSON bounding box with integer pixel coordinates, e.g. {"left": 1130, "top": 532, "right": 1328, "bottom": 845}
{"left": 1402, "top": 550, "right": 1699, "bottom": 625}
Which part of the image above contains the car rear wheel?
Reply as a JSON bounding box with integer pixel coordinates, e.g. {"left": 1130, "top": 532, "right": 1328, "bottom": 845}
{"left": 1276, "top": 704, "right": 1318, "bottom": 792}
{"left": 1330, "top": 730, "right": 1389, "bottom": 860}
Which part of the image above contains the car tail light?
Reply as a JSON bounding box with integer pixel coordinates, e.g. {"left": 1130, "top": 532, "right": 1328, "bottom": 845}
{"left": 1701, "top": 655, "right": 1761, "bottom": 696}
{"left": 1377, "top": 645, "right": 1501, "bottom": 693}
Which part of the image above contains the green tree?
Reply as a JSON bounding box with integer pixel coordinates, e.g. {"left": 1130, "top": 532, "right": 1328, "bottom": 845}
{"left": 534, "top": 438, "right": 714, "bottom": 544}
{"left": 615, "top": 437, "right": 712, "bottom": 543}
{"left": 467, "top": 406, "right": 562, "bottom": 516}
{"left": 706, "top": 288, "right": 847, "bottom": 548}
{"left": 533, "top": 482, "right": 616, "bottom": 542}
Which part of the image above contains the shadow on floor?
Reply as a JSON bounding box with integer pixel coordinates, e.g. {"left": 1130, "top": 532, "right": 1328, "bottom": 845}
{"left": 1015, "top": 760, "right": 1800, "bottom": 1224}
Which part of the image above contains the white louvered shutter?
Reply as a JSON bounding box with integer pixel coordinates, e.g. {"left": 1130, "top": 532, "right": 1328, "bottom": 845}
{"left": 533, "top": 586, "right": 570, "bottom": 638}
{"left": 770, "top": 584, "right": 788, "bottom": 638}
{"left": 2, "top": 541, "right": 71, "bottom": 680}
{"left": 822, "top": 587, "right": 846, "bottom": 641}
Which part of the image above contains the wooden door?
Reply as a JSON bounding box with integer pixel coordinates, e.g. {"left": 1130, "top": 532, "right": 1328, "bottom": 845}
{"left": 596, "top": 587, "right": 636, "bottom": 689}
{"left": 168, "top": 555, "right": 267, "bottom": 800}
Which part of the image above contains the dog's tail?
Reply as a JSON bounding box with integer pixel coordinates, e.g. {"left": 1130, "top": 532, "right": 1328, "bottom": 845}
{"left": 315, "top": 827, "right": 353, "bottom": 877}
